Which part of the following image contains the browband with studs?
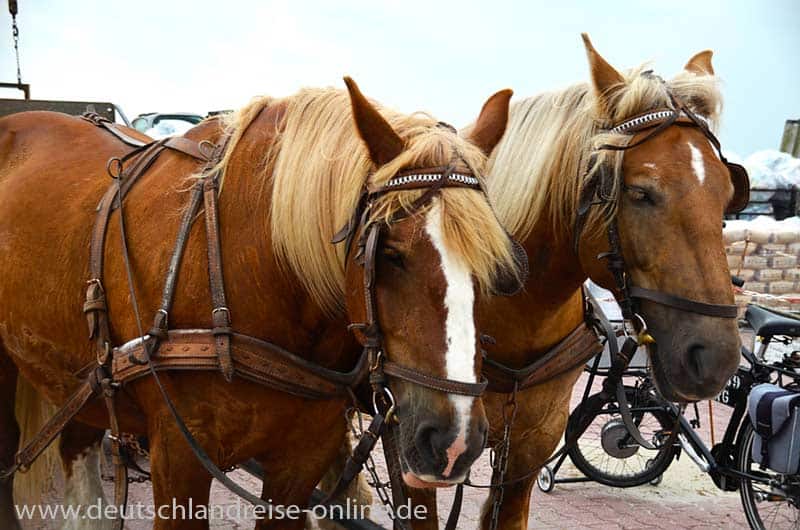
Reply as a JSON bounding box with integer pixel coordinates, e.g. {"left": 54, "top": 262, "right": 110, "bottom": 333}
{"left": 610, "top": 109, "right": 710, "bottom": 135}
{"left": 384, "top": 172, "right": 479, "bottom": 189}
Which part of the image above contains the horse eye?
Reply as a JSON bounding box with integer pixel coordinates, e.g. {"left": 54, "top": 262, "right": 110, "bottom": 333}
{"left": 382, "top": 248, "right": 405, "bottom": 269}
{"left": 625, "top": 186, "right": 653, "bottom": 205}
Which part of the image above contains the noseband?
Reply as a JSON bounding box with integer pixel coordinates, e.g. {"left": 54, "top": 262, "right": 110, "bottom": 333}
{"left": 332, "top": 164, "right": 491, "bottom": 415}
{"left": 574, "top": 93, "right": 748, "bottom": 335}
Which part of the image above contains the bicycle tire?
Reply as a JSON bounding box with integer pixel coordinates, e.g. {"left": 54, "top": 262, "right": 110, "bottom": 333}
{"left": 737, "top": 421, "right": 800, "bottom": 529}
{"left": 566, "top": 390, "right": 677, "bottom": 488}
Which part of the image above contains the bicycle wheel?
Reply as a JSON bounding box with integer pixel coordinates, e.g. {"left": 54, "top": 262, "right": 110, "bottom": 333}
{"left": 737, "top": 421, "right": 800, "bottom": 529}
{"left": 566, "top": 389, "right": 677, "bottom": 488}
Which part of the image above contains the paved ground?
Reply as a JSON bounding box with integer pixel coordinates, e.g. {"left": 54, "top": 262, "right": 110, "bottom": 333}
{"left": 21, "top": 370, "right": 753, "bottom": 529}
{"left": 356, "top": 375, "right": 748, "bottom": 530}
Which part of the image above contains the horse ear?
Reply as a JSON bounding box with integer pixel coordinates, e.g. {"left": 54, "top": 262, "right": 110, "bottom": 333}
{"left": 343, "top": 76, "right": 404, "bottom": 167}
{"left": 581, "top": 33, "right": 625, "bottom": 115}
{"left": 684, "top": 50, "right": 715, "bottom": 75}
{"left": 468, "top": 89, "right": 513, "bottom": 157}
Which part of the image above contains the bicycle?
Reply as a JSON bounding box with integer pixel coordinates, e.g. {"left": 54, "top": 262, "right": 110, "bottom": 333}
{"left": 538, "top": 303, "right": 800, "bottom": 529}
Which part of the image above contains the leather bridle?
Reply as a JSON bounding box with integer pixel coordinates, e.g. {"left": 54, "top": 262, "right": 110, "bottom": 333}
{"left": 330, "top": 162, "right": 519, "bottom": 530}
{"left": 332, "top": 164, "right": 493, "bottom": 416}
{"left": 574, "top": 92, "right": 749, "bottom": 333}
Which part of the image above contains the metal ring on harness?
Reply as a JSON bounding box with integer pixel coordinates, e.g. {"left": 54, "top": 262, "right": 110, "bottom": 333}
{"left": 106, "top": 157, "right": 124, "bottom": 179}
{"left": 198, "top": 140, "right": 217, "bottom": 161}
{"left": 633, "top": 313, "right": 656, "bottom": 345}
{"left": 373, "top": 385, "right": 396, "bottom": 420}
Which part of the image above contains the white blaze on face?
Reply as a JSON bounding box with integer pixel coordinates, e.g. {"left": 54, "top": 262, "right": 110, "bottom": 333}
{"left": 424, "top": 199, "right": 476, "bottom": 478}
{"left": 688, "top": 141, "right": 706, "bottom": 185}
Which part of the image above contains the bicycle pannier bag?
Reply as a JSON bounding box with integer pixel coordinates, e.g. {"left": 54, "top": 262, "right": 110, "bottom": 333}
{"left": 748, "top": 383, "right": 800, "bottom": 474}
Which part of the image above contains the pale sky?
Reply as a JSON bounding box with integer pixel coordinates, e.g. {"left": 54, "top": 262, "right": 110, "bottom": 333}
{"left": 1, "top": 0, "right": 797, "bottom": 156}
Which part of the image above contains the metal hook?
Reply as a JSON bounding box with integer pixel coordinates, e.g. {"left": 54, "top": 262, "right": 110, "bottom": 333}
{"left": 372, "top": 385, "right": 396, "bottom": 419}
{"left": 369, "top": 350, "right": 384, "bottom": 372}
{"left": 633, "top": 313, "right": 656, "bottom": 345}
{"left": 198, "top": 140, "right": 217, "bottom": 161}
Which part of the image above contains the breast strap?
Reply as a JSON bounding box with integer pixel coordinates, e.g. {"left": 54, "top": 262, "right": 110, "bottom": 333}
{"left": 482, "top": 321, "right": 601, "bottom": 393}
{"left": 113, "top": 330, "right": 368, "bottom": 400}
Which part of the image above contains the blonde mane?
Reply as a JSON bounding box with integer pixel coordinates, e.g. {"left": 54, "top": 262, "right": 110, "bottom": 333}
{"left": 210, "top": 88, "right": 516, "bottom": 314}
{"left": 487, "top": 66, "right": 723, "bottom": 243}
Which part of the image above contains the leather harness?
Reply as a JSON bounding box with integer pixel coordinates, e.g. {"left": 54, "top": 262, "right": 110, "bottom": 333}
{"left": 5, "top": 94, "right": 744, "bottom": 526}
{"left": 0, "top": 113, "right": 521, "bottom": 530}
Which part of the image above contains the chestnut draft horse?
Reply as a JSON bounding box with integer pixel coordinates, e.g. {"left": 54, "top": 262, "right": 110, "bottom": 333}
{"left": 405, "top": 35, "right": 748, "bottom": 528}
{"left": 0, "top": 79, "right": 521, "bottom": 529}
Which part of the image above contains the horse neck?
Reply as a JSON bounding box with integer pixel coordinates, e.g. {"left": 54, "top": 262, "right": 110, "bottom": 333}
{"left": 478, "top": 208, "right": 587, "bottom": 367}
{"left": 211, "top": 108, "right": 358, "bottom": 370}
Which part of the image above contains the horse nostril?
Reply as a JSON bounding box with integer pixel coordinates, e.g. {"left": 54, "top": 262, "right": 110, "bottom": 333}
{"left": 414, "top": 422, "right": 447, "bottom": 468}
{"left": 687, "top": 343, "right": 708, "bottom": 380}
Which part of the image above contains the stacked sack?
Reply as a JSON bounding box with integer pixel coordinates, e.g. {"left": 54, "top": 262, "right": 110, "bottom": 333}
{"left": 725, "top": 216, "right": 800, "bottom": 316}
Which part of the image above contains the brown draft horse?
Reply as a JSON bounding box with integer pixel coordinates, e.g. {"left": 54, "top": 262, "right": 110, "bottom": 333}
{"left": 0, "top": 79, "right": 519, "bottom": 529}
{"left": 406, "top": 35, "right": 744, "bottom": 528}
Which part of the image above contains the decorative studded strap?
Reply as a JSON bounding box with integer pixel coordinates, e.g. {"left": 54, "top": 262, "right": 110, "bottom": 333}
{"left": 379, "top": 168, "right": 480, "bottom": 191}
{"left": 610, "top": 109, "right": 708, "bottom": 134}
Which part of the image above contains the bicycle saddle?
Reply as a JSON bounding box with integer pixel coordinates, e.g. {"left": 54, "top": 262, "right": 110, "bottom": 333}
{"left": 745, "top": 304, "right": 800, "bottom": 338}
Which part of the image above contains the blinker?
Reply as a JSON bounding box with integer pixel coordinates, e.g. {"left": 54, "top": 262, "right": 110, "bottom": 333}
{"left": 725, "top": 161, "right": 750, "bottom": 213}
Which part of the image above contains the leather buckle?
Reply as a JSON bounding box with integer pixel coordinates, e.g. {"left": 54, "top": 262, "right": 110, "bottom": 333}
{"left": 198, "top": 140, "right": 217, "bottom": 161}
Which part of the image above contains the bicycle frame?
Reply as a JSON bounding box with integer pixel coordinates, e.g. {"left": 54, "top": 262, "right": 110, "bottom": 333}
{"left": 544, "top": 323, "right": 799, "bottom": 492}
{"left": 675, "top": 340, "right": 800, "bottom": 490}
